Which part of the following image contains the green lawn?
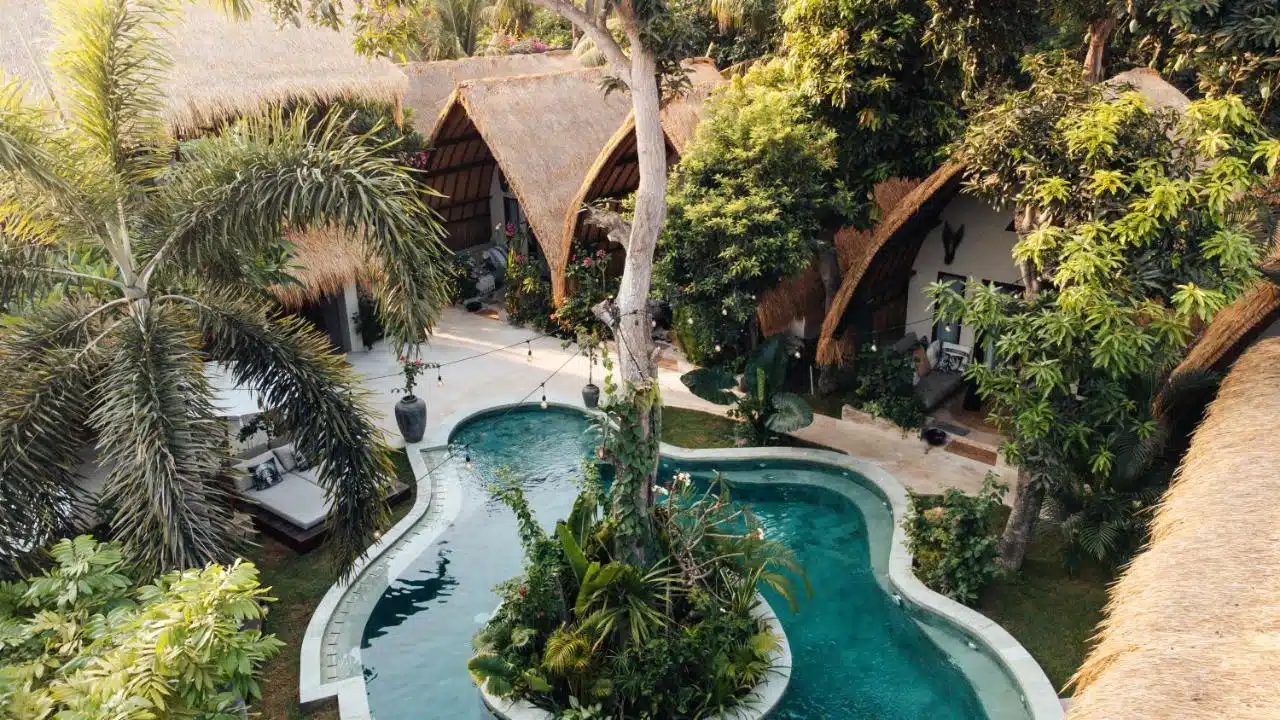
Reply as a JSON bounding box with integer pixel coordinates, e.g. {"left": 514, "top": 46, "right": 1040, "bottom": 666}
{"left": 247, "top": 449, "right": 416, "bottom": 720}
{"left": 977, "top": 513, "right": 1111, "bottom": 692}
{"left": 662, "top": 405, "right": 743, "bottom": 447}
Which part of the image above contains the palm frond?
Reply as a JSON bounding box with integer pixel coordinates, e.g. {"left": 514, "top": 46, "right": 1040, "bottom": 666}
{"left": 0, "top": 77, "right": 69, "bottom": 195}
{"left": 150, "top": 108, "right": 451, "bottom": 350}
{"left": 50, "top": 0, "right": 174, "bottom": 192}
{"left": 0, "top": 302, "right": 113, "bottom": 575}
{"left": 187, "top": 290, "right": 395, "bottom": 580}
{"left": 91, "top": 305, "right": 237, "bottom": 575}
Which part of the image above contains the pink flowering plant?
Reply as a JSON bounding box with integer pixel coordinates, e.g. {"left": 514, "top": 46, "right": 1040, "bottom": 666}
{"left": 398, "top": 356, "right": 431, "bottom": 398}
{"left": 555, "top": 246, "right": 617, "bottom": 336}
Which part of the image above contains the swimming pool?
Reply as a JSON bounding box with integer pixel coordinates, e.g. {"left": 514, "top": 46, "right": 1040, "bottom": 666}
{"left": 353, "top": 407, "right": 1038, "bottom": 719}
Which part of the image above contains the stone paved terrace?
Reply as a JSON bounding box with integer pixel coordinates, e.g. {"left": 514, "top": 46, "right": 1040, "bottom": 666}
{"left": 346, "top": 307, "right": 1012, "bottom": 496}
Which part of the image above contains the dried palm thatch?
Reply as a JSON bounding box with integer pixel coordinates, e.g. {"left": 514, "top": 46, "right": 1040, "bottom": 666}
{"left": 272, "top": 227, "right": 376, "bottom": 308}
{"left": 817, "top": 163, "right": 965, "bottom": 365}
{"left": 558, "top": 59, "right": 727, "bottom": 298}
{"left": 0, "top": 1, "right": 406, "bottom": 135}
{"left": 1067, "top": 337, "right": 1280, "bottom": 720}
{"left": 756, "top": 265, "right": 826, "bottom": 338}
{"left": 423, "top": 68, "right": 631, "bottom": 300}
{"left": 400, "top": 51, "right": 582, "bottom": 133}
{"left": 1104, "top": 67, "right": 1192, "bottom": 114}
{"left": 833, "top": 178, "right": 921, "bottom": 274}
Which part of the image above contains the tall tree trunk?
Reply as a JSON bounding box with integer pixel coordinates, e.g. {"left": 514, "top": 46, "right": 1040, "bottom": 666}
{"left": 1083, "top": 16, "right": 1116, "bottom": 83}
{"left": 607, "top": 23, "right": 666, "bottom": 563}
{"left": 998, "top": 469, "right": 1043, "bottom": 570}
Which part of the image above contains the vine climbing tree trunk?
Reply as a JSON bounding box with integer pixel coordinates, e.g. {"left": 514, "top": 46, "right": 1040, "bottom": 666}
{"left": 530, "top": 0, "right": 667, "bottom": 564}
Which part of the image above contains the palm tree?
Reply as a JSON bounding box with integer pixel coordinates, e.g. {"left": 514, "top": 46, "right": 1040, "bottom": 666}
{"left": 0, "top": 0, "right": 450, "bottom": 578}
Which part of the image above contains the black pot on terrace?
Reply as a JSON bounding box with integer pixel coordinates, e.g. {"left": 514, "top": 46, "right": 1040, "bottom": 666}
{"left": 396, "top": 395, "right": 427, "bottom": 443}
{"left": 582, "top": 383, "right": 600, "bottom": 409}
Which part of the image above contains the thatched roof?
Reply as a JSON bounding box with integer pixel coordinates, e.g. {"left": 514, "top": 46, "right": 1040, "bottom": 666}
{"left": 560, "top": 59, "right": 726, "bottom": 286}
{"left": 1105, "top": 67, "right": 1192, "bottom": 114}
{"left": 1067, "top": 337, "right": 1280, "bottom": 719}
{"left": 757, "top": 265, "right": 826, "bottom": 338}
{"left": 421, "top": 68, "right": 632, "bottom": 294}
{"left": 1173, "top": 230, "right": 1280, "bottom": 375}
{"left": 272, "top": 227, "right": 374, "bottom": 308}
{"left": 816, "top": 163, "right": 965, "bottom": 365}
{"left": 0, "top": 1, "right": 406, "bottom": 135}
{"left": 401, "top": 51, "right": 583, "bottom": 133}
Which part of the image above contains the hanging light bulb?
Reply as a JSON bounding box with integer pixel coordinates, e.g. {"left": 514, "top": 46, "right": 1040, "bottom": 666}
{"left": 714, "top": 344, "right": 722, "bottom": 353}
{"left": 540, "top": 385, "right": 548, "bottom": 409}
{"left": 526, "top": 340, "right": 532, "bottom": 363}
{"left": 651, "top": 319, "right": 657, "bottom": 328}
{"left": 871, "top": 342, "right": 878, "bottom": 352}
{"left": 793, "top": 349, "right": 802, "bottom": 359}
{"left": 436, "top": 369, "right": 443, "bottom": 388}
{"left": 464, "top": 451, "right": 472, "bottom": 471}
{"left": 944, "top": 324, "right": 952, "bottom": 333}
{"left": 721, "top": 308, "right": 728, "bottom": 316}
{"left": 687, "top": 316, "right": 694, "bottom": 325}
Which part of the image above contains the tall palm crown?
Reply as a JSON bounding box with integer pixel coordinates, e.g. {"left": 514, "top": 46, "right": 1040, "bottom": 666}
{"left": 0, "top": 0, "right": 449, "bottom": 577}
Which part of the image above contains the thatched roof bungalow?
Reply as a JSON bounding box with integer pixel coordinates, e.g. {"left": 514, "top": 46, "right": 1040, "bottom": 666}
{"left": 1067, "top": 337, "right": 1280, "bottom": 720}
{"left": 417, "top": 68, "right": 633, "bottom": 295}
{"left": 1173, "top": 240, "right": 1280, "bottom": 376}
{"left": 561, "top": 59, "right": 727, "bottom": 280}
{"left": 816, "top": 69, "right": 1192, "bottom": 367}
{"left": 0, "top": 1, "right": 406, "bottom": 135}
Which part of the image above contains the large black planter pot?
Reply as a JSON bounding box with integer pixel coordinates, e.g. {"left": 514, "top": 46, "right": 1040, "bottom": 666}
{"left": 395, "top": 395, "right": 427, "bottom": 443}
{"left": 582, "top": 383, "right": 600, "bottom": 409}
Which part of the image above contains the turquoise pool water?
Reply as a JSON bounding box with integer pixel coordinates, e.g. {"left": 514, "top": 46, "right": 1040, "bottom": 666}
{"left": 360, "top": 407, "right": 1027, "bottom": 719}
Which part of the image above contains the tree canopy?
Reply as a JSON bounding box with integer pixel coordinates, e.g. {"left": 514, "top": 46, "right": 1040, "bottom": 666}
{"left": 0, "top": 536, "right": 280, "bottom": 718}
{"left": 931, "top": 56, "right": 1279, "bottom": 563}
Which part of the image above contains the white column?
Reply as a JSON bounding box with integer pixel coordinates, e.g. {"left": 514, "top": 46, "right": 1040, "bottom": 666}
{"left": 340, "top": 281, "right": 361, "bottom": 353}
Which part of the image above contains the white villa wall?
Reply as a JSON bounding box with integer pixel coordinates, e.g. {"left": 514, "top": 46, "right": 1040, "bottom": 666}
{"left": 904, "top": 194, "right": 1021, "bottom": 350}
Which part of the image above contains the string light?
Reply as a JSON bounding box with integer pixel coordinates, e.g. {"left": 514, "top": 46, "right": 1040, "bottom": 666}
{"left": 871, "top": 342, "right": 878, "bottom": 352}
{"left": 436, "top": 368, "right": 443, "bottom": 387}
{"left": 714, "top": 344, "right": 721, "bottom": 352}
{"left": 526, "top": 340, "right": 533, "bottom": 363}
{"left": 686, "top": 316, "right": 693, "bottom": 325}
{"left": 721, "top": 308, "right": 728, "bottom": 316}
{"left": 464, "top": 451, "right": 472, "bottom": 471}
{"left": 793, "top": 349, "right": 801, "bottom": 359}
{"left": 540, "top": 384, "right": 548, "bottom": 409}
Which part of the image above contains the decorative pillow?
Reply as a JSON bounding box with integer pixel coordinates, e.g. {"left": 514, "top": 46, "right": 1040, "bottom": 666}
{"left": 234, "top": 450, "right": 277, "bottom": 492}
{"left": 249, "top": 458, "right": 283, "bottom": 491}
{"left": 272, "top": 445, "right": 298, "bottom": 473}
{"left": 293, "top": 451, "right": 314, "bottom": 472}
{"left": 936, "top": 344, "right": 972, "bottom": 375}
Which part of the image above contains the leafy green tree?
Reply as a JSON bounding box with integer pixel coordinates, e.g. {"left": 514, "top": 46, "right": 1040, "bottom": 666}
{"left": 0, "top": 0, "right": 449, "bottom": 576}
{"left": 658, "top": 61, "right": 846, "bottom": 364}
{"left": 1155, "top": 0, "right": 1280, "bottom": 133}
{"left": 930, "top": 56, "right": 1279, "bottom": 569}
{"left": 0, "top": 536, "right": 282, "bottom": 718}
{"left": 779, "top": 0, "right": 964, "bottom": 206}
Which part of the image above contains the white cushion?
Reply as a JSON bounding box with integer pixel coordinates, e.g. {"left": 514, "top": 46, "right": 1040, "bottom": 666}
{"left": 245, "top": 474, "right": 331, "bottom": 530}
{"left": 272, "top": 444, "right": 298, "bottom": 473}
{"left": 234, "top": 450, "right": 278, "bottom": 493}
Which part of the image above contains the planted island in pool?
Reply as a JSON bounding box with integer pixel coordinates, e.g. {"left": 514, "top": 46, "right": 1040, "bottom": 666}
{"left": 347, "top": 407, "right": 1042, "bottom": 719}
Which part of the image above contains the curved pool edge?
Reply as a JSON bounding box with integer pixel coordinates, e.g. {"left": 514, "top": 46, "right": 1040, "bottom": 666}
{"left": 480, "top": 594, "right": 792, "bottom": 720}
{"left": 298, "top": 399, "right": 1063, "bottom": 720}
{"left": 659, "top": 442, "right": 1064, "bottom": 720}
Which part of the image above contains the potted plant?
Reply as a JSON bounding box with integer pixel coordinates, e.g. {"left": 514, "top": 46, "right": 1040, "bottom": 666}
{"left": 579, "top": 331, "right": 601, "bottom": 409}
{"left": 394, "top": 356, "right": 429, "bottom": 443}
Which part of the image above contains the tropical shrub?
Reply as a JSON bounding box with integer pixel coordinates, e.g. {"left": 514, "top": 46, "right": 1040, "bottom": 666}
{"left": 658, "top": 61, "right": 848, "bottom": 368}
{"left": 930, "top": 54, "right": 1280, "bottom": 568}
{"left": 681, "top": 335, "right": 815, "bottom": 446}
{"left": 904, "top": 476, "right": 1006, "bottom": 605}
{"left": 0, "top": 536, "right": 281, "bottom": 718}
{"left": 469, "top": 465, "right": 807, "bottom": 718}
{"left": 849, "top": 344, "right": 926, "bottom": 430}
{"left": 505, "top": 248, "right": 555, "bottom": 332}
{"left": 555, "top": 247, "right": 618, "bottom": 336}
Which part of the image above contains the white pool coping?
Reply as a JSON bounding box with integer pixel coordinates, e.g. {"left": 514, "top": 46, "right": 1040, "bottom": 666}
{"left": 298, "top": 400, "right": 1064, "bottom": 720}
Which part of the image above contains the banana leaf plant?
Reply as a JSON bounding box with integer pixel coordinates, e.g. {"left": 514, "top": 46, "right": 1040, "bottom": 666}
{"left": 680, "top": 335, "right": 814, "bottom": 445}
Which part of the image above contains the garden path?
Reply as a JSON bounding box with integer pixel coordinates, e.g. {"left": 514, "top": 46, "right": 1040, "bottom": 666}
{"left": 346, "top": 308, "right": 1009, "bottom": 496}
